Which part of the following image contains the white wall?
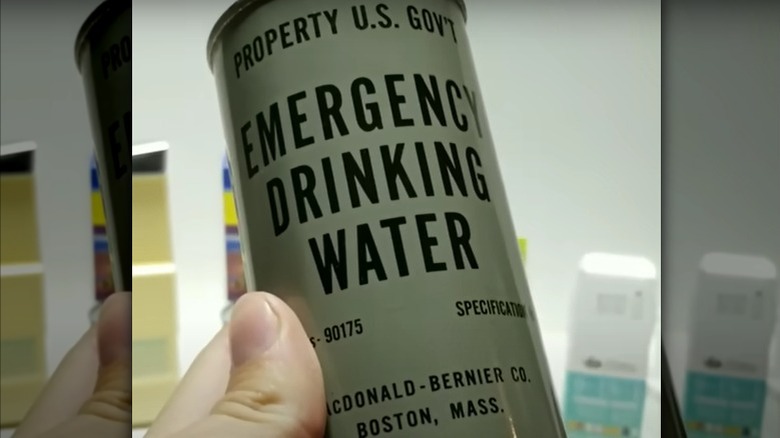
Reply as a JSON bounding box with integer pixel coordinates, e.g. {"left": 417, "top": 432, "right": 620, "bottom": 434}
{"left": 1, "top": 0, "right": 104, "bottom": 377}
{"left": 132, "top": 0, "right": 661, "bottom": 395}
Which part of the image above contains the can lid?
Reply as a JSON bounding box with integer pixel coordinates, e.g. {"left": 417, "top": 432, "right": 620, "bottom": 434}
{"left": 74, "top": 0, "right": 130, "bottom": 73}
{"left": 207, "top": 0, "right": 468, "bottom": 72}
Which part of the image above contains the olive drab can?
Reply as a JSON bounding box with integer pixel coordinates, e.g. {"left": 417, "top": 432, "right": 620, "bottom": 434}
{"left": 75, "top": 0, "right": 132, "bottom": 293}
{"left": 208, "top": 0, "right": 567, "bottom": 436}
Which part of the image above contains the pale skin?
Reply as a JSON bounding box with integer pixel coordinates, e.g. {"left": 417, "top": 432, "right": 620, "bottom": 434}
{"left": 13, "top": 292, "right": 326, "bottom": 438}
{"left": 13, "top": 292, "right": 132, "bottom": 438}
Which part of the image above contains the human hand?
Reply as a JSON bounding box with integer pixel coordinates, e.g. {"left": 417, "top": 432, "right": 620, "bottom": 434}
{"left": 12, "top": 292, "right": 131, "bottom": 438}
{"left": 146, "top": 292, "right": 326, "bottom": 438}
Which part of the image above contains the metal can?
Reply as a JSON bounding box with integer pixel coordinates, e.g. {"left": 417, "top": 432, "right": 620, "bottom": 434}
{"left": 222, "top": 153, "right": 248, "bottom": 324}
{"left": 75, "top": 0, "right": 132, "bottom": 293}
{"left": 208, "top": 0, "right": 566, "bottom": 436}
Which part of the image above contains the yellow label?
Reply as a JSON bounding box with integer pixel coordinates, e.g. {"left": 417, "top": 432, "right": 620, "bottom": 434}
{"left": 224, "top": 192, "right": 238, "bottom": 226}
{"left": 91, "top": 192, "right": 106, "bottom": 226}
{"left": 517, "top": 238, "right": 527, "bottom": 263}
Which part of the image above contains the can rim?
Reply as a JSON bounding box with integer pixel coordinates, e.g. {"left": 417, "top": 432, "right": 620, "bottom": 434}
{"left": 74, "top": 0, "right": 130, "bottom": 73}
{"left": 207, "top": 0, "right": 468, "bottom": 72}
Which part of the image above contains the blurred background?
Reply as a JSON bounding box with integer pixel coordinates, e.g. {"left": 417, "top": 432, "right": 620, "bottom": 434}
{"left": 1, "top": 0, "right": 128, "bottom": 435}
{"left": 664, "top": 2, "right": 780, "bottom": 438}
{"left": 1, "top": 0, "right": 104, "bottom": 400}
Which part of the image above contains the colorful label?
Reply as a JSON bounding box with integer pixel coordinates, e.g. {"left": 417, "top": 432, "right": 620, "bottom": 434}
{"left": 91, "top": 157, "right": 114, "bottom": 301}
{"left": 224, "top": 157, "right": 246, "bottom": 302}
{"left": 683, "top": 371, "right": 766, "bottom": 437}
{"left": 563, "top": 371, "right": 646, "bottom": 437}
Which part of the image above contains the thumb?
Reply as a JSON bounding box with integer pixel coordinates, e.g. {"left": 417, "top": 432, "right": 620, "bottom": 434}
{"left": 175, "top": 292, "right": 326, "bottom": 438}
{"left": 37, "top": 291, "right": 132, "bottom": 438}
{"left": 78, "top": 291, "right": 132, "bottom": 422}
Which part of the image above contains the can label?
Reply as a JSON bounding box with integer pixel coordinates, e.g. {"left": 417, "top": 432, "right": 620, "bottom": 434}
{"left": 224, "top": 155, "right": 247, "bottom": 302}
{"left": 212, "top": 0, "right": 564, "bottom": 435}
{"left": 91, "top": 156, "right": 114, "bottom": 301}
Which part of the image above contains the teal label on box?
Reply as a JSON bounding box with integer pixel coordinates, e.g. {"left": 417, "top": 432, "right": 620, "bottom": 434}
{"left": 683, "top": 371, "right": 765, "bottom": 437}
{"left": 563, "top": 371, "right": 646, "bottom": 437}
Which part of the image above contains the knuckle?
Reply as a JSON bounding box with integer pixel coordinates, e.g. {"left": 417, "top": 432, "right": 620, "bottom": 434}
{"left": 79, "top": 389, "right": 132, "bottom": 422}
{"left": 79, "top": 361, "right": 131, "bottom": 422}
{"left": 211, "top": 390, "right": 313, "bottom": 437}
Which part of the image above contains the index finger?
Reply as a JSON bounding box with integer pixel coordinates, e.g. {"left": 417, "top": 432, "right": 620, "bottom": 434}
{"left": 12, "top": 325, "right": 98, "bottom": 438}
{"left": 145, "top": 326, "right": 232, "bottom": 438}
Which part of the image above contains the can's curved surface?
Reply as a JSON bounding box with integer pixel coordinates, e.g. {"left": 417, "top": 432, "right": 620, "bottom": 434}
{"left": 76, "top": 0, "right": 132, "bottom": 292}
{"left": 209, "top": 0, "right": 566, "bottom": 436}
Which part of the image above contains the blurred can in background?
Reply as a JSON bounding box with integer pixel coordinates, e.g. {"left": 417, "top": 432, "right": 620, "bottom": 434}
{"left": 75, "top": 0, "right": 132, "bottom": 295}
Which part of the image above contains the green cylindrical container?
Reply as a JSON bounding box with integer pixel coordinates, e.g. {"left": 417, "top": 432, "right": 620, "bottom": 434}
{"left": 208, "top": 1, "right": 566, "bottom": 436}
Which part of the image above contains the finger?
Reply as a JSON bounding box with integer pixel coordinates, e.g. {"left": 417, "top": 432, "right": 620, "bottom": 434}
{"left": 145, "top": 326, "right": 232, "bottom": 437}
{"left": 78, "top": 291, "right": 132, "bottom": 422}
{"left": 12, "top": 325, "right": 99, "bottom": 438}
{"left": 175, "top": 292, "right": 326, "bottom": 438}
{"left": 34, "top": 412, "right": 129, "bottom": 438}
{"left": 34, "top": 292, "right": 132, "bottom": 438}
